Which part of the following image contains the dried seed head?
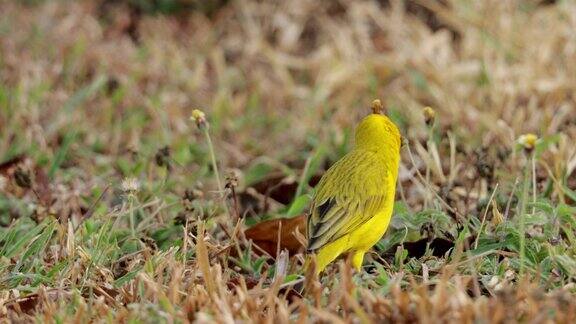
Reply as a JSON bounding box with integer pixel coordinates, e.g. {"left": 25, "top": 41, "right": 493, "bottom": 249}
{"left": 140, "top": 236, "right": 158, "bottom": 250}
{"left": 174, "top": 212, "right": 188, "bottom": 226}
{"left": 423, "top": 106, "right": 436, "bottom": 126}
{"left": 183, "top": 188, "right": 203, "bottom": 201}
{"left": 14, "top": 167, "right": 32, "bottom": 189}
{"left": 155, "top": 146, "right": 171, "bottom": 170}
{"left": 190, "top": 109, "right": 208, "bottom": 129}
{"left": 518, "top": 133, "right": 538, "bottom": 153}
{"left": 225, "top": 171, "right": 239, "bottom": 189}
{"left": 121, "top": 177, "right": 140, "bottom": 193}
{"left": 371, "top": 99, "right": 383, "bottom": 114}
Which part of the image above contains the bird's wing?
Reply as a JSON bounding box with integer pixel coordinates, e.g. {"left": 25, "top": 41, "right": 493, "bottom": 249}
{"left": 307, "top": 149, "right": 393, "bottom": 251}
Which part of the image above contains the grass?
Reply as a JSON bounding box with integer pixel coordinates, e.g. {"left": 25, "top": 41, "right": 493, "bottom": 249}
{"left": 1, "top": 0, "right": 576, "bottom": 322}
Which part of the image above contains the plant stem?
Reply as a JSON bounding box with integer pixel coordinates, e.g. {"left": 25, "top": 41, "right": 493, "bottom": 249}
{"left": 204, "top": 127, "right": 223, "bottom": 193}
{"left": 531, "top": 153, "right": 537, "bottom": 214}
{"left": 129, "top": 194, "right": 136, "bottom": 238}
{"left": 518, "top": 161, "right": 530, "bottom": 276}
{"left": 202, "top": 127, "right": 230, "bottom": 216}
{"left": 424, "top": 125, "right": 434, "bottom": 209}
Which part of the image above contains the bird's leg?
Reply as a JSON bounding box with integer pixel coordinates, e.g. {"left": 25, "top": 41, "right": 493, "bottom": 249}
{"left": 351, "top": 250, "right": 365, "bottom": 271}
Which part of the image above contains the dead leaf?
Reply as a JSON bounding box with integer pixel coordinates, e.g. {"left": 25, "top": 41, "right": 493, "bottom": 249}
{"left": 5, "top": 289, "right": 72, "bottom": 315}
{"left": 251, "top": 173, "right": 321, "bottom": 205}
{"left": 491, "top": 199, "right": 504, "bottom": 226}
{"left": 0, "top": 154, "right": 25, "bottom": 176}
{"left": 196, "top": 222, "right": 215, "bottom": 296}
{"left": 244, "top": 215, "right": 306, "bottom": 257}
{"left": 34, "top": 166, "right": 52, "bottom": 206}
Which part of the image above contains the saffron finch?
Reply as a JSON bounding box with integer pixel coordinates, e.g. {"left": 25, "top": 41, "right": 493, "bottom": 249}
{"left": 307, "top": 99, "right": 401, "bottom": 274}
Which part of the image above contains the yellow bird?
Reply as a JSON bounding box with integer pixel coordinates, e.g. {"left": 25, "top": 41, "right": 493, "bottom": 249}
{"left": 307, "top": 99, "right": 401, "bottom": 274}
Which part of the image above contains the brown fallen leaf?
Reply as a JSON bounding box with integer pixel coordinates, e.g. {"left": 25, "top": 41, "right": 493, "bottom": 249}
{"left": 33, "top": 165, "right": 52, "bottom": 206}
{"left": 226, "top": 275, "right": 260, "bottom": 291}
{"left": 0, "top": 154, "right": 25, "bottom": 176}
{"left": 250, "top": 173, "right": 322, "bottom": 205}
{"left": 4, "top": 289, "right": 72, "bottom": 315}
{"left": 244, "top": 215, "right": 306, "bottom": 257}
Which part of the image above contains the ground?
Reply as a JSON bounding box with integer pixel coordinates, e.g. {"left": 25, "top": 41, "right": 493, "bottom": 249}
{"left": 1, "top": 0, "right": 575, "bottom": 322}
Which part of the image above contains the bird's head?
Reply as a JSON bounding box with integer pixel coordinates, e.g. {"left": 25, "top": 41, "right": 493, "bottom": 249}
{"left": 354, "top": 99, "right": 402, "bottom": 152}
